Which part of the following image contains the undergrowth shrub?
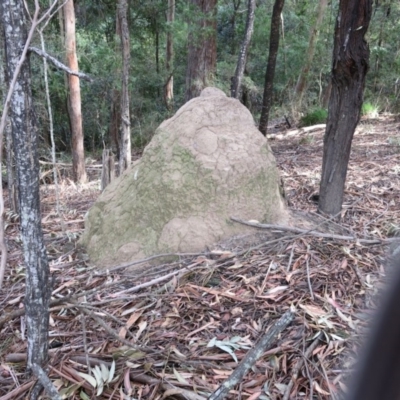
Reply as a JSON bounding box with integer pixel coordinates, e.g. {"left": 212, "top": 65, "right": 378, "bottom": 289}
{"left": 362, "top": 102, "right": 379, "bottom": 118}
{"left": 300, "top": 108, "right": 328, "bottom": 127}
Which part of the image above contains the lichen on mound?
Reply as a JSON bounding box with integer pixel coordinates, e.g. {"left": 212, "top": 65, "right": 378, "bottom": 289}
{"left": 80, "top": 87, "right": 287, "bottom": 268}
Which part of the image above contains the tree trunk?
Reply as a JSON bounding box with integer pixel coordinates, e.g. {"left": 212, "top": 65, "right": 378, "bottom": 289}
{"left": 109, "top": 89, "right": 121, "bottom": 153}
{"left": 373, "top": 0, "right": 391, "bottom": 92}
{"left": 164, "top": 0, "right": 175, "bottom": 111}
{"left": 185, "top": 0, "right": 217, "bottom": 102}
{"left": 258, "top": 0, "right": 285, "bottom": 136}
{"left": 231, "top": 0, "right": 256, "bottom": 99}
{"left": 294, "top": 0, "right": 328, "bottom": 104}
{"left": 117, "top": 0, "right": 131, "bottom": 173}
{"left": 318, "top": 0, "right": 372, "bottom": 217}
{"left": 63, "top": 0, "right": 87, "bottom": 183}
{"left": 0, "top": 30, "right": 18, "bottom": 212}
{"left": 229, "top": 0, "right": 241, "bottom": 55}
{"left": 0, "top": 0, "right": 51, "bottom": 376}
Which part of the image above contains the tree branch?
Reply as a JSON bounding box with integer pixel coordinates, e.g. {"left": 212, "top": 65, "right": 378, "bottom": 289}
{"left": 29, "top": 47, "right": 93, "bottom": 82}
{"left": 30, "top": 364, "right": 61, "bottom": 400}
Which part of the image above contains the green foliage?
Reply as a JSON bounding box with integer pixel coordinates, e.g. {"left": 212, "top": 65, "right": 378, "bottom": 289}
{"left": 300, "top": 108, "right": 328, "bottom": 127}
{"left": 29, "top": 0, "right": 400, "bottom": 161}
{"left": 362, "top": 102, "right": 379, "bottom": 118}
{"left": 366, "top": 1, "right": 400, "bottom": 110}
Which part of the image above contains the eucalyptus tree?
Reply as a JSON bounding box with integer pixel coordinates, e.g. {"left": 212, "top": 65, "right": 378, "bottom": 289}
{"left": 0, "top": 0, "right": 56, "bottom": 397}
{"left": 185, "top": 0, "right": 218, "bottom": 102}
{"left": 117, "top": 0, "right": 131, "bottom": 172}
{"left": 230, "top": 0, "right": 256, "bottom": 99}
{"left": 258, "top": 0, "right": 285, "bottom": 136}
{"left": 294, "top": 0, "right": 328, "bottom": 105}
{"left": 63, "top": 0, "right": 87, "bottom": 183}
{"left": 165, "top": 0, "right": 175, "bottom": 110}
{"left": 318, "top": 0, "right": 372, "bottom": 217}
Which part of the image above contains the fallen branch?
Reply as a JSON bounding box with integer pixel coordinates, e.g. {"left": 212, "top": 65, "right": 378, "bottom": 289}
{"left": 231, "top": 217, "right": 398, "bottom": 245}
{"left": 0, "top": 380, "right": 35, "bottom": 400}
{"left": 208, "top": 309, "right": 295, "bottom": 400}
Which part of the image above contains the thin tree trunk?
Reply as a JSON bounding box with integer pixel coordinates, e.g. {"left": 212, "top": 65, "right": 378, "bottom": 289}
{"left": 294, "top": 0, "right": 328, "bottom": 104}
{"left": 109, "top": 89, "right": 121, "bottom": 152}
{"left": 373, "top": 0, "right": 391, "bottom": 92}
{"left": 229, "top": 0, "right": 241, "bottom": 55}
{"left": 0, "top": 0, "right": 51, "bottom": 377}
{"left": 281, "top": 13, "right": 287, "bottom": 80}
{"left": 63, "top": 0, "right": 87, "bottom": 183}
{"left": 185, "top": 0, "right": 217, "bottom": 102}
{"left": 164, "top": 0, "right": 175, "bottom": 110}
{"left": 0, "top": 31, "right": 18, "bottom": 212}
{"left": 155, "top": 19, "right": 160, "bottom": 75}
{"left": 117, "top": 0, "right": 131, "bottom": 173}
{"left": 318, "top": 0, "right": 372, "bottom": 217}
{"left": 231, "top": 0, "right": 256, "bottom": 99}
{"left": 5, "top": 122, "right": 17, "bottom": 212}
{"left": 258, "top": 0, "right": 285, "bottom": 136}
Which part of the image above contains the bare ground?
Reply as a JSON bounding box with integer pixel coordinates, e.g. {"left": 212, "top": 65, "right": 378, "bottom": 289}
{"left": 0, "top": 115, "right": 400, "bottom": 399}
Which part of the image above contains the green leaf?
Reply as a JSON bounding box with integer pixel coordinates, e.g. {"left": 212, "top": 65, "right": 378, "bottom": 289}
{"left": 79, "top": 390, "right": 91, "bottom": 400}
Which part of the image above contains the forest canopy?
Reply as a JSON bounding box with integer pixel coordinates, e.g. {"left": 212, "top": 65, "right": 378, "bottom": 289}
{"left": 19, "top": 0, "right": 400, "bottom": 156}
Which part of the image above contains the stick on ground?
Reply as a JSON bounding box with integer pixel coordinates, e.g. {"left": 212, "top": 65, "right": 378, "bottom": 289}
{"left": 208, "top": 310, "right": 295, "bottom": 400}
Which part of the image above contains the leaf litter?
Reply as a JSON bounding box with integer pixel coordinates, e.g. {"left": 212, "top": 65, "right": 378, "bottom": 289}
{"left": 1, "top": 116, "right": 400, "bottom": 399}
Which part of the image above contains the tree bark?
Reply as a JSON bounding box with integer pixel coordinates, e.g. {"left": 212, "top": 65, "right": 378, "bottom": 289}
{"left": 63, "top": 0, "right": 87, "bottom": 183}
{"left": 231, "top": 0, "right": 256, "bottom": 99}
{"left": 318, "top": 0, "right": 372, "bottom": 217}
{"left": 0, "top": 0, "right": 51, "bottom": 375}
{"left": 117, "top": 0, "right": 131, "bottom": 173}
{"left": 164, "top": 0, "right": 175, "bottom": 110}
{"left": 258, "top": 0, "right": 285, "bottom": 136}
{"left": 185, "top": 0, "right": 217, "bottom": 102}
{"left": 294, "top": 0, "right": 328, "bottom": 104}
{"left": 109, "top": 89, "right": 121, "bottom": 153}
{"left": 0, "top": 30, "right": 18, "bottom": 212}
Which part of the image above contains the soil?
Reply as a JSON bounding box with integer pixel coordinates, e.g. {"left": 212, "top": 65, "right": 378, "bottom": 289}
{"left": 0, "top": 115, "right": 399, "bottom": 399}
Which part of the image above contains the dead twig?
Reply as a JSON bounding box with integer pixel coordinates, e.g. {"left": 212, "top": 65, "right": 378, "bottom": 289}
{"left": 208, "top": 310, "right": 295, "bottom": 400}
{"left": 282, "top": 336, "right": 321, "bottom": 400}
{"left": 306, "top": 247, "right": 314, "bottom": 300}
{"left": 231, "top": 217, "right": 398, "bottom": 245}
{"left": 75, "top": 304, "right": 150, "bottom": 353}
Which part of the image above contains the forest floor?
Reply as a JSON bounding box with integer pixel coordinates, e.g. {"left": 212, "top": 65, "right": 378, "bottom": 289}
{"left": 1, "top": 115, "right": 400, "bottom": 400}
